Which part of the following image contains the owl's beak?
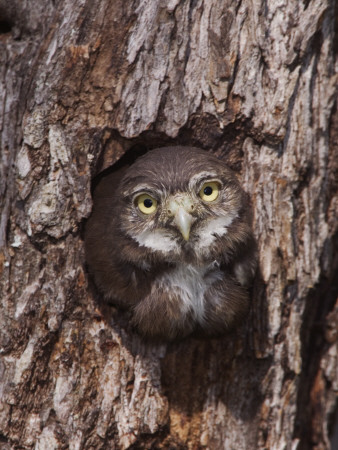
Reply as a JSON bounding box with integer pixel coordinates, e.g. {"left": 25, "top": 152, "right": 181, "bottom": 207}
{"left": 167, "top": 196, "right": 194, "bottom": 241}
{"left": 174, "top": 207, "right": 193, "bottom": 241}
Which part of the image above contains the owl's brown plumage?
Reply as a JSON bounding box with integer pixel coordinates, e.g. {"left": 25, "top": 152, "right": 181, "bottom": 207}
{"left": 85, "top": 146, "right": 257, "bottom": 340}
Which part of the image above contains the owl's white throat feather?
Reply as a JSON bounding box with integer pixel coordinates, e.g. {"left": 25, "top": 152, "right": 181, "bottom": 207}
{"left": 132, "top": 214, "right": 237, "bottom": 255}
{"left": 195, "top": 214, "right": 237, "bottom": 253}
{"left": 133, "top": 229, "right": 179, "bottom": 253}
{"left": 154, "top": 262, "right": 223, "bottom": 323}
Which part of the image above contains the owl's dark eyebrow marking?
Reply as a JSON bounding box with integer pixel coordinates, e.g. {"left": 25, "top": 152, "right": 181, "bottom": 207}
{"left": 189, "top": 171, "right": 219, "bottom": 184}
{"left": 125, "top": 185, "right": 163, "bottom": 199}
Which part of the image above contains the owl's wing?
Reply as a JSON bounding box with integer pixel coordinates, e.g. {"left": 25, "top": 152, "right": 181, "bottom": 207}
{"left": 232, "top": 236, "right": 258, "bottom": 286}
{"left": 85, "top": 166, "right": 139, "bottom": 304}
{"left": 216, "top": 219, "right": 257, "bottom": 287}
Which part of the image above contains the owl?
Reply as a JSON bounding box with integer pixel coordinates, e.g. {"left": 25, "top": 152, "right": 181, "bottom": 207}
{"left": 85, "top": 146, "right": 257, "bottom": 341}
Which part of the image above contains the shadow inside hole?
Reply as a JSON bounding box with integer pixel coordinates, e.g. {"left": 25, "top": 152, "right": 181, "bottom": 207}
{"left": 0, "top": 20, "right": 12, "bottom": 34}
{"left": 92, "top": 143, "right": 149, "bottom": 192}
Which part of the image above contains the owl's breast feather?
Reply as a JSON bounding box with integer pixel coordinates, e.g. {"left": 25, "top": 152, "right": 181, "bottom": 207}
{"left": 152, "top": 262, "right": 223, "bottom": 323}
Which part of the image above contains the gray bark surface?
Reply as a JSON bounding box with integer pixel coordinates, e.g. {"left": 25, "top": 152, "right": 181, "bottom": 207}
{"left": 0, "top": 0, "right": 337, "bottom": 448}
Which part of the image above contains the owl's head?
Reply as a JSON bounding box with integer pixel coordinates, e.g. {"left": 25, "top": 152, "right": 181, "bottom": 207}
{"left": 116, "top": 146, "right": 248, "bottom": 263}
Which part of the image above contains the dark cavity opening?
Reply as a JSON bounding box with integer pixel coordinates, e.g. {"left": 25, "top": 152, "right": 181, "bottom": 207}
{"left": 0, "top": 20, "right": 12, "bottom": 34}
{"left": 91, "top": 143, "right": 149, "bottom": 193}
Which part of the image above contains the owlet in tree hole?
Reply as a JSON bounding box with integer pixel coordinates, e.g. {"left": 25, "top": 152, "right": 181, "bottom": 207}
{"left": 85, "top": 146, "right": 257, "bottom": 340}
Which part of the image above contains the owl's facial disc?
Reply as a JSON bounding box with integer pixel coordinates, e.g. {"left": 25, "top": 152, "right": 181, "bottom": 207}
{"left": 167, "top": 195, "right": 195, "bottom": 241}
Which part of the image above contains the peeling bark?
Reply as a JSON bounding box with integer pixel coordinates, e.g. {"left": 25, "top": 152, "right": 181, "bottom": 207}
{"left": 0, "top": 0, "right": 337, "bottom": 449}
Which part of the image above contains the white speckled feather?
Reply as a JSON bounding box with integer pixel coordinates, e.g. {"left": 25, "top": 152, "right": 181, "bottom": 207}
{"left": 134, "top": 229, "right": 179, "bottom": 253}
{"left": 196, "top": 214, "right": 237, "bottom": 252}
{"left": 155, "top": 263, "right": 223, "bottom": 323}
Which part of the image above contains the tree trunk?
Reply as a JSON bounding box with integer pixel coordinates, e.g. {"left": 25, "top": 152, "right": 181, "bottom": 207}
{"left": 0, "top": 0, "right": 337, "bottom": 449}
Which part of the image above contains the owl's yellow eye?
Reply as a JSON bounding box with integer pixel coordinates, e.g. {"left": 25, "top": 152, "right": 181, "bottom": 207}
{"left": 136, "top": 194, "right": 158, "bottom": 214}
{"left": 199, "top": 181, "right": 220, "bottom": 202}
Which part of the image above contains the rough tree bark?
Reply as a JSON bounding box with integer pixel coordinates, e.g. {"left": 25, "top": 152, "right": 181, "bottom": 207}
{"left": 0, "top": 0, "right": 337, "bottom": 449}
